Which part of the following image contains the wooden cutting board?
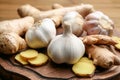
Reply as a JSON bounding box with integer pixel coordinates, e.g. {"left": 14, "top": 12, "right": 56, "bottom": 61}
{"left": 0, "top": 28, "right": 120, "bottom": 80}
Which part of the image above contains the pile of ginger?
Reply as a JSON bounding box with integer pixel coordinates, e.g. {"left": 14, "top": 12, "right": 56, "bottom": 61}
{"left": 0, "top": 3, "right": 120, "bottom": 77}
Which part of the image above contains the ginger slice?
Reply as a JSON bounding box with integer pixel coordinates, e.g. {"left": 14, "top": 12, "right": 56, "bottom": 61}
{"left": 20, "top": 49, "right": 38, "bottom": 59}
{"left": 79, "top": 57, "right": 93, "bottom": 64}
{"left": 72, "top": 57, "right": 95, "bottom": 77}
{"left": 15, "top": 54, "right": 28, "bottom": 65}
{"left": 112, "top": 36, "right": 120, "bottom": 43}
{"left": 28, "top": 53, "right": 48, "bottom": 66}
{"left": 112, "top": 36, "right": 120, "bottom": 50}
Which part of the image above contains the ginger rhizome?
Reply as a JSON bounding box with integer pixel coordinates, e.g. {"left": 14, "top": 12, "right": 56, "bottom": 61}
{"left": 0, "top": 16, "right": 34, "bottom": 36}
{"left": 86, "top": 45, "right": 120, "bottom": 68}
{"left": 80, "top": 35, "right": 116, "bottom": 45}
{"left": 0, "top": 17, "right": 34, "bottom": 54}
{"left": 0, "top": 32, "right": 27, "bottom": 54}
{"left": 17, "top": 4, "right": 94, "bottom": 27}
{"left": 80, "top": 35, "right": 120, "bottom": 68}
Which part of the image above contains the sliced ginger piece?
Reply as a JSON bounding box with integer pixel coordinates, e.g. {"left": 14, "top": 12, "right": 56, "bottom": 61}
{"left": 79, "top": 57, "right": 93, "bottom": 64}
{"left": 112, "top": 36, "right": 120, "bottom": 50}
{"left": 72, "top": 57, "right": 95, "bottom": 77}
{"left": 112, "top": 36, "right": 120, "bottom": 43}
{"left": 28, "top": 53, "right": 48, "bottom": 66}
{"left": 15, "top": 54, "right": 28, "bottom": 65}
{"left": 20, "top": 49, "right": 38, "bottom": 59}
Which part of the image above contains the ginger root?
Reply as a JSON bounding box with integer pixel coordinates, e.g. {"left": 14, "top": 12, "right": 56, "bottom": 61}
{"left": 0, "top": 16, "right": 34, "bottom": 54}
{"left": 0, "top": 16, "right": 34, "bottom": 36}
{"left": 17, "top": 4, "right": 94, "bottom": 27}
{"left": 0, "top": 32, "right": 27, "bottom": 54}
{"left": 86, "top": 45, "right": 120, "bottom": 68}
{"left": 80, "top": 35, "right": 116, "bottom": 45}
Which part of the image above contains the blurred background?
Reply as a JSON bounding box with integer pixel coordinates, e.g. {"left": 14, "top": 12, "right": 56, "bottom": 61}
{"left": 0, "top": 0, "right": 120, "bottom": 28}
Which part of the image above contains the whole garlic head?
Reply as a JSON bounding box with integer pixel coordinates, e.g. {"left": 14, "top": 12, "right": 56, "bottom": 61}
{"left": 62, "top": 11, "right": 84, "bottom": 36}
{"left": 83, "top": 11, "right": 114, "bottom": 36}
{"left": 47, "top": 21, "right": 85, "bottom": 64}
{"left": 25, "top": 18, "right": 56, "bottom": 48}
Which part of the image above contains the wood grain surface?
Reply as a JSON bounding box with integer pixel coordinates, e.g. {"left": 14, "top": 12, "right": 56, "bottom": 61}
{"left": 0, "top": 0, "right": 120, "bottom": 80}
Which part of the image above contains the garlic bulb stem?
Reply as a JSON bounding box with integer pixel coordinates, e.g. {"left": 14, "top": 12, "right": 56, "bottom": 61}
{"left": 63, "top": 22, "right": 72, "bottom": 35}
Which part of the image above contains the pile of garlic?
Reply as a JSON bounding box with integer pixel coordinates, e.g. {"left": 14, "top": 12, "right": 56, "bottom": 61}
{"left": 25, "top": 11, "right": 114, "bottom": 64}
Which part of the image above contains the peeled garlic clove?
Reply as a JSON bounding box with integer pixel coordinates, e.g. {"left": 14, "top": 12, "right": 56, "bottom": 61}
{"left": 47, "top": 21, "right": 85, "bottom": 64}
{"left": 62, "top": 11, "right": 84, "bottom": 36}
{"left": 25, "top": 18, "right": 56, "bottom": 48}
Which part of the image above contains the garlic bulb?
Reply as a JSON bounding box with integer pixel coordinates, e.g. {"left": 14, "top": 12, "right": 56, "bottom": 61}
{"left": 62, "top": 11, "right": 84, "bottom": 36}
{"left": 47, "top": 21, "right": 85, "bottom": 64}
{"left": 83, "top": 11, "right": 114, "bottom": 36}
{"left": 25, "top": 18, "right": 56, "bottom": 48}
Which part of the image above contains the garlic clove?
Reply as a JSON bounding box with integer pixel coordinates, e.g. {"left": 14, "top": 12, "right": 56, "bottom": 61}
{"left": 62, "top": 11, "right": 84, "bottom": 36}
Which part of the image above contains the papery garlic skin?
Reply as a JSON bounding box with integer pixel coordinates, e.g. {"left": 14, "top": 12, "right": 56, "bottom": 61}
{"left": 83, "top": 11, "right": 114, "bottom": 36}
{"left": 25, "top": 18, "right": 56, "bottom": 48}
{"left": 47, "top": 22, "right": 85, "bottom": 64}
{"left": 62, "top": 11, "right": 84, "bottom": 36}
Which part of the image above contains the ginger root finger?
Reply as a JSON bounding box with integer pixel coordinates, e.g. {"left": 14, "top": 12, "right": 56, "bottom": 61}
{"left": 80, "top": 35, "right": 116, "bottom": 45}
{"left": 0, "top": 32, "right": 27, "bottom": 54}
{"left": 17, "top": 4, "right": 94, "bottom": 27}
{"left": 86, "top": 45, "right": 120, "bottom": 68}
{"left": 0, "top": 16, "right": 34, "bottom": 36}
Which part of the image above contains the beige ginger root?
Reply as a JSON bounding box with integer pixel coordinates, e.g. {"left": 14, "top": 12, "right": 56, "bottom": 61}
{"left": 80, "top": 35, "right": 116, "bottom": 45}
{"left": 0, "top": 32, "right": 27, "bottom": 54}
{"left": 0, "top": 16, "right": 34, "bottom": 54}
{"left": 17, "top": 4, "right": 94, "bottom": 27}
{"left": 0, "top": 16, "right": 34, "bottom": 36}
{"left": 86, "top": 45, "right": 120, "bottom": 68}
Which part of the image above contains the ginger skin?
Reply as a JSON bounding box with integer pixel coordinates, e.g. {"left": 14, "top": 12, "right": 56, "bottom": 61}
{"left": 0, "top": 32, "right": 27, "bottom": 54}
{"left": 17, "top": 4, "right": 94, "bottom": 27}
{"left": 0, "top": 16, "right": 34, "bottom": 36}
{"left": 80, "top": 35, "right": 116, "bottom": 45}
{"left": 86, "top": 45, "right": 120, "bottom": 68}
{"left": 0, "top": 16, "right": 34, "bottom": 54}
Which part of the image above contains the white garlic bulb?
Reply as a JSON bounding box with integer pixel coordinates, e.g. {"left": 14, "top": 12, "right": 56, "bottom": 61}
{"left": 83, "top": 11, "right": 114, "bottom": 36}
{"left": 25, "top": 18, "right": 56, "bottom": 48}
{"left": 62, "top": 11, "right": 84, "bottom": 36}
{"left": 47, "top": 21, "right": 85, "bottom": 64}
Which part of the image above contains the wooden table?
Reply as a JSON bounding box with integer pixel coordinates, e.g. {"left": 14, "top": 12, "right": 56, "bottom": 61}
{"left": 0, "top": 0, "right": 120, "bottom": 80}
